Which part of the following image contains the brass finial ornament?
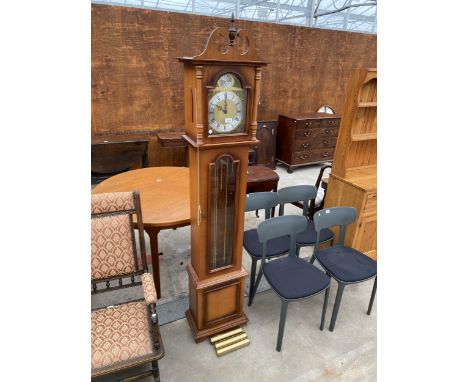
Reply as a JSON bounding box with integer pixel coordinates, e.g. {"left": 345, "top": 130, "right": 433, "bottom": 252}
{"left": 228, "top": 13, "right": 238, "bottom": 47}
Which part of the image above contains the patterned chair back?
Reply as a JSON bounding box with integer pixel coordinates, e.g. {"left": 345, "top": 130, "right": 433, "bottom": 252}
{"left": 91, "top": 191, "right": 147, "bottom": 289}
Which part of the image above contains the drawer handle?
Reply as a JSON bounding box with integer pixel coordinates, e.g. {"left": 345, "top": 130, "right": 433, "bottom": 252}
{"left": 305, "top": 121, "right": 311, "bottom": 127}
{"left": 302, "top": 143, "right": 310, "bottom": 148}
{"left": 304, "top": 131, "right": 311, "bottom": 137}
{"left": 324, "top": 139, "right": 330, "bottom": 145}
{"left": 300, "top": 154, "right": 309, "bottom": 160}
{"left": 322, "top": 152, "right": 330, "bottom": 157}
{"left": 328, "top": 120, "right": 334, "bottom": 125}
{"left": 324, "top": 129, "right": 330, "bottom": 134}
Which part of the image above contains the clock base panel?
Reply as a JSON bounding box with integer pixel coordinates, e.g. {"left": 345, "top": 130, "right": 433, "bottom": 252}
{"left": 185, "top": 309, "right": 248, "bottom": 343}
{"left": 186, "top": 264, "right": 249, "bottom": 343}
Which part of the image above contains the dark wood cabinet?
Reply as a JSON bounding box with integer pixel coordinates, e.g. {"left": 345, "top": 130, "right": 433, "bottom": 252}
{"left": 254, "top": 120, "right": 277, "bottom": 169}
{"left": 91, "top": 135, "right": 149, "bottom": 185}
{"left": 276, "top": 113, "right": 341, "bottom": 173}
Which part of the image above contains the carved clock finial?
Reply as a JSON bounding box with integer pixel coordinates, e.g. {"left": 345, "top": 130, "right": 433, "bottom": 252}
{"left": 228, "top": 13, "right": 238, "bottom": 47}
{"left": 180, "top": 15, "right": 267, "bottom": 65}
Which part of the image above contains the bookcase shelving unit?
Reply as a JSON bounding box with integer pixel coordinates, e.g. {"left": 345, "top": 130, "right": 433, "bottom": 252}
{"left": 324, "top": 68, "right": 377, "bottom": 260}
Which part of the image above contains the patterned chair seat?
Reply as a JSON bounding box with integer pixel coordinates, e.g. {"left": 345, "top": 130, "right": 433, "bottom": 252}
{"left": 91, "top": 301, "right": 157, "bottom": 376}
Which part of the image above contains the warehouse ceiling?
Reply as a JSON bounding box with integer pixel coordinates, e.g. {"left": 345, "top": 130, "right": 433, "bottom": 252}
{"left": 92, "top": 0, "right": 377, "bottom": 34}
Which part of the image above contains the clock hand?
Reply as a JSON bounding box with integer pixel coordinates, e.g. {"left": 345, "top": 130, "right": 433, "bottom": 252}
{"left": 223, "top": 93, "right": 228, "bottom": 114}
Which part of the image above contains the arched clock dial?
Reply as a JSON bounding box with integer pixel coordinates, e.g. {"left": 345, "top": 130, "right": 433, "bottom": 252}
{"left": 208, "top": 91, "right": 243, "bottom": 133}
{"left": 207, "top": 72, "right": 247, "bottom": 135}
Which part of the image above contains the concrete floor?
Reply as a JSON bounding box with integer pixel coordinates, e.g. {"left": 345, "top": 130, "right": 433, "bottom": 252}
{"left": 92, "top": 163, "right": 377, "bottom": 381}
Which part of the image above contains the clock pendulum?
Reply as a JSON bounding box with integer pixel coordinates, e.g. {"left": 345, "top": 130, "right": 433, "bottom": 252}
{"left": 178, "top": 15, "right": 268, "bottom": 342}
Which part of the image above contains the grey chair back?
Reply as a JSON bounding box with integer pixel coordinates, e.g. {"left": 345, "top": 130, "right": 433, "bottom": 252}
{"left": 257, "top": 215, "right": 307, "bottom": 264}
{"left": 278, "top": 185, "right": 318, "bottom": 217}
{"left": 245, "top": 192, "right": 279, "bottom": 219}
{"left": 312, "top": 207, "right": 357, "bottom": 254}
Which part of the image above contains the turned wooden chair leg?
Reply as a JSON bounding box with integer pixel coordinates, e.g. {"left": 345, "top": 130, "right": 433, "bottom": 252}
{"left": 152, "top": 360, "right": 160, "bottom": 382}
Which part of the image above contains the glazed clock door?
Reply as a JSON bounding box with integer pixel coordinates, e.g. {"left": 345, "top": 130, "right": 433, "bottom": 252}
{"left": 208, "top": 154, "right": 240, "bottom": 271}
{"left": 207, "top": 73, "right": 247, "bottom": 136}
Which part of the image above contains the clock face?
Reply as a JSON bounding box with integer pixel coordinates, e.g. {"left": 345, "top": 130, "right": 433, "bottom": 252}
{"left": 207, "top": 73, "right": 247, "bottom": 135}
{"left": 208, "top": 91, "right": 243, "bottom": 133}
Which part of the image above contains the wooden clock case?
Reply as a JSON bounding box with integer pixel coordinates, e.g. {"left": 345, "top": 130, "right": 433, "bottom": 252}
{"left": 178, "top": 21, "right": 268, "bottom": 342}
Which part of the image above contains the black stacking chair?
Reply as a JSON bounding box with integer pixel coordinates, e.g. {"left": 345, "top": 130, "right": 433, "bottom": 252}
{"left": 311, "top": 207, "right": 377, "bottom": 331}
{"left": 243, "top": 192, "right": 289, "bottom": 306}
{"left": 251, "top": 215, "right": 331, "bottom": 352}
{"left": 278, "top": 185, "right": 334, "bottom": 256}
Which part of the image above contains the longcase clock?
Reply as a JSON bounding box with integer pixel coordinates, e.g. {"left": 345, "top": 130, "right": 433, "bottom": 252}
{"left": 178, "top": 17, "right": 268, "bottom": 342}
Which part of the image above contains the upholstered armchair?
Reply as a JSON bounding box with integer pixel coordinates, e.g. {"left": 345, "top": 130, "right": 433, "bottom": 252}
{"left": 91, "top": 191, "right": 164, "bottom": 381}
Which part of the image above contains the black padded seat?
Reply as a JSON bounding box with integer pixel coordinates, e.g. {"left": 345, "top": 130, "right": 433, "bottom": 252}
{"left": 316, "top": 245, "right": 377, "bottom": 283}
{"left": 243, "top": 229, "right": 290, "bottom": 259}
{"left": 296, "top": 220, "right": 334, "bottom": 245}
{"left": 263, "top": 256, "right": 330, "bottom": 300}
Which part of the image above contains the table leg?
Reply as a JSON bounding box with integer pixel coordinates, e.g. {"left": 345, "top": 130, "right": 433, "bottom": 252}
{"left": 145, "top": 227, "right": 161, "bottom": 299}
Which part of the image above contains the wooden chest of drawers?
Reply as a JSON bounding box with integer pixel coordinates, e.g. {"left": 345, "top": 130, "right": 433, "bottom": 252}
{"left": 276, "top": 113, "right": 341, "bottom": 173}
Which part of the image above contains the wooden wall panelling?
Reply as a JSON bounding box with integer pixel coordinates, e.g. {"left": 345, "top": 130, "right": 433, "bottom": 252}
{"left": 92, "top": 4, "right": 376, "bottom": 142}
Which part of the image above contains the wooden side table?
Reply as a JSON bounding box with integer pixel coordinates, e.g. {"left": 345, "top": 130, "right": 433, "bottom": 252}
{"left": 246, "top": 165, "right": 280, "bottom": 217}
{"left": 156, "top": 132, "right": 189, "bottom": 167}
{"left": 91, "top": 134, "right": 149, "bottom": 184}
{"left": 246, "top": 165, "right": 279, "bottom": 193}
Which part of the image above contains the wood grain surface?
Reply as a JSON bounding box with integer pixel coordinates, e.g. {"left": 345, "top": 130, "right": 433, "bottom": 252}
{"left": 92, "top": 167, "right": 190, "bottom": 228}
{"left": 92, "top": 4, "right": 376, "bottom": 156}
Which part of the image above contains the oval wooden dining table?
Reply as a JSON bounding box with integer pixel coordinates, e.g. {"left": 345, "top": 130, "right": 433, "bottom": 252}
{"left": 92, "top": 165, "right": 280, "bottom": 299}
{"left": 92, "top": 167, "right": 191, "bottom": 299}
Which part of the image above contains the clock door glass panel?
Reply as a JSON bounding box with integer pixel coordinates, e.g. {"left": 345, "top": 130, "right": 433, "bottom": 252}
{"left": 208, "top": 155, "right": 239, "bottom": 271}
{"left": 207, "top": 73, "right": 247, "bottom": 135}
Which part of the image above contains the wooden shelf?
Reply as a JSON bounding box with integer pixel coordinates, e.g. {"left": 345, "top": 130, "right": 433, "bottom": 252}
{"left": 326, "top": 68, "right": 377, "bottom": 260}
{"left": 332, "top": 68, "right": 377, "bottom": 177}
{"left": 351, "top": 132, "right": 377, "bottom": 141}
{"left": 358, "top": 102, "right": 377, "bottom": 107}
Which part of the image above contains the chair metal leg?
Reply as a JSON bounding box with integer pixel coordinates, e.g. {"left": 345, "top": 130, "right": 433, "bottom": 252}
{"left": 249, "top": 266, "right": 263, "bottom": 306}
{"left": 367, "top": 276, "right": 377, "bottom": 315}
{"left": 310, "top": 254, "right": 316, "bottom": 264}
{"left": 329, "top": 283, "right": 345, "bottom": 332}
{"left": 320, "top": 287, "right": 330, "bottom": 330}
{"left": 276, "top": 300, "right": 289, "bottom": 352}
{"left": 296, "top": 244, "right": 300, "bottom": 257}
{"left": 248, "top": 259, "right": 258, "bottom": 306}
